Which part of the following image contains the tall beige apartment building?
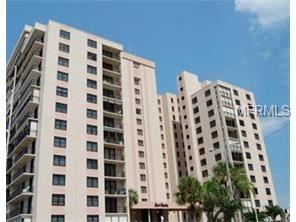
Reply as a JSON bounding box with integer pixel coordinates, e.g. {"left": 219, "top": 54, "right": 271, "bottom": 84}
{"left": 6, "top": 20, "right": 277, "bottom": 222}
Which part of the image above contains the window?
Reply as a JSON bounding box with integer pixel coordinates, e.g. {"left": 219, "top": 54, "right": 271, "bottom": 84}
{"left": 246, "top": 152, "right": 252, "bottom": 159}
{"left": 136, "top": 118, "right": 142, "bottom": 125}
{"left": 243, "top": 141, "right": 249, "bottom": 148}
{"left": 254, "top": 133, "right": 260, "bottom": 140}
{"left": 141, "top": 186, "right": 147, "bottom": 193}
{"left": 137, "top": 129, "right": 143, "bottom": 136}
{"left": 252, "top": 123, "right": 257, "bottom": 129}
{"left": 213, "top": 142, "right": 220, "bottom": 148}
{"left": 192, "top": 97, "right": 198, "bottom": 104}
{"left": 51, "top": 215, "right": 65, "bottom": 222}
{"left": 87, "top": 215, "right": 99, "bottom": 222}
{"left": 56, "top": 87, "right": 68, "bottom": 97}
{"left": 210, "top": 120, "right": 216, "bottom": 128}
{"left": 57, "top": 71, "right": 68, "bottom": 82}
{"left": 136, "top": 108, "right": 142, "bottom": 115}
{"left": 87, "top": 125, "right": 97, "bottom": 135}
{"left": 261, "top": 165, "right": 267, "bottom": 172}
{"left": 211, "top": 131, "right": 218, "bottom": 139}
{"left": 246, "top": 94, "right": 251, "bottom": 100}
{"left": 253, "top": 187, "right": 258, "bottom": 195}
{"left": 53, "top": 155, "right": 66, "bottom": 166}
{"left": 208, "top": 110, "right": 214, "bottom": 117}
{"left": 205, "top": 89, "right": 211, "bottom": 97}
{"left": 202, "top": 170, "right": 208, "bottom": 178}
{"left": 139, "top": 151, "right": 145, "bottom": 158}
{"left": 52, "top": 194, "right": 65, "bottom": 206}
{"left": 87, "top": 65, "right": 97, "bottom": 75}
{"left": 59, "top": 43, "right": 70, "bottom": 53}
{"left": 266, "top": 188, "right": 271, "bottom": 195}
{"left": 58, "top": 57, "right": 69, "bottom": 67}
{"left": 259, "top": 154, "right": 264, "bottom": 161}
{"left": 87, "top": 39, "right": 97, "bottom": 48}
{"left": 87, "top": 79, "right": 97, "bottom": 89}
{"left": 140, "top": 174, "right": 146, "bottom": 181}
{"left": 196, "top": 127, "right": 202, "bottom": 134}
{"left": 87, "top": 141, "right": 98, "bottom": 152}
{"left": 138, "top": 140, "right": 144, "bottom": 146}
{"left": 235, "top": 100, "right": 241, "bottom": 106}
{"left": 56, "top": 103, "right": 67, "bottom": 113}
{"left": 87, "top": 177, "right": 98, "bottom": 187}
{"left": 255, "top": 200, "right": 261, "bottom": 207}
{"left": 87, "top": 109, "right": 97, "bottom": 119}
{"left": 139, "top": 162, "right": 145, "bottom": 169}
{"left": 215, "top": 153, "right": 222, "bottom": 161}
{"left": 256, "top": 143, "right": 262, "bottom": 150}
{"left": 193, "top": 106, "right": 199, "bottom": 114}
{"left": 233, "top": 89, "right": 239, "bottom": 96}
{"left": 250, "top": 175, "right": 256, "bottom": 182}
{"left": 53, "top": 174, "right": 65, "bottom": 186}
{"left": 206, "top": 99, "right": 213, "bottom": 107}
{"left": 241, "top": 130, "right": 247, "bottom": 137}
{"left": 239, "top": 120, "right": 245, "bottom": 126}
{"left": 134, "top": 77, "right": 141, "bottom": 85}
{"left": 248, "top": 164, "right": 254, "bottom": 171}
{"left": 54, "top": 137, "right": 66, "bottom": 148}
{"left": 198, "top": 137, "right": 204, "bottom": 144}
{"left": 87, "top": 159, "right": 98, "bottom": 169}
{"left": 55, "top": 119, "right": 67, "bottom": 130}
{"left": 263, "top": 176, "right": 269, "bottom": 184}
{"left": 87, "top": 94, "right": 97, "bottom": 103}
{"left": 195, "top": 116, "right": 200, "bottom": 124}
{"left": 60, "top": 30, "right": 70, "bottom": 39}
{"left": 87, "top": 196, "right": 99, "bottom": 206}
{"left": 200, "top": 159, "right": 207, "bottom": 166}
{"left": 135, "top": 98, "right": 141, "bottom": 104}
{"left": 199, "top": 148, "right": 205, "bottom": 155}
{"left": 87, "top": 52, "right": 97, "bottom": 61}
{"left": 135, "top": 88, "right": 140, "bottom": 95}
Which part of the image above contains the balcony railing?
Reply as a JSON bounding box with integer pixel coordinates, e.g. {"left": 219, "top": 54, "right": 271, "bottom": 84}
{"left": 105, "top": 188, "right": 126, "bottom": 195}
{"left": 13, "top": 121, "right": 37, "bottom": 149}
{"left": 103, "top": 79, "right": 121, "bottom": 87}
{"left": 13, "top": 148, "right": 33, "bottom": 164}
{"left": 103, "top": 94, "right": 122, "bottom": 101}
{"left": 104, "top": 123, "right": 123, "bottom": 130}
{"left": 104, "top": 137, "right": 124, "bottom": 145}
{"left": 104, "top": 154, "right": 124, "bottom": 161}
{"left": 7, "top": 186, "right": 32, "bottom": 202}
{"left": 12, "top": 167, "right": 33, "bottom": 182}
{"left": 105, "top": 171, "right": 125, "bottom": 178}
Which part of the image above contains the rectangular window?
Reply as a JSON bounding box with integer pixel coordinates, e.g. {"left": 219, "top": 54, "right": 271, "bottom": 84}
{"left": 206, "top": 99, "right": 213, "bottom": 107}
{"left": 87, "top": 94, "right": 97, "bottom": 104}
{"left": 57, "top": 71, "right": 68, "bottom": 82}
{"left": 58, "top": 57, "right": 69, "bottom": 67}
{"left": 87, "top": 109, "right": 97, "bottom": 119}
{"left": 193, "top": 106, "right": 199, "bottom": 114}
{"left": 197, "top": 137, "right": 204, "bottom": 145}
{"left": 53, "top": 174, "right": 66, "bottom": 186}
{"left": 52, "top": 194, "right": 65, "bottom": 206}
{"left": 87, "top": 65, "right": 97, "bottom": 75}
{"left": 59, "top": 43, "right": 70, "bottom": 53}
{"left": 215, "top": 153, "right": 222, "bottom": 161}
{"left": 56, "top": 87, "right": 68, "bottom": 97}
{"left": 87, "top": 196, "right": 99, "bottom": 206}
{"left": 87, "top": 79, "right": 97, "bottom": 89}
{"left": 205, "top": 89, "right": 211, "bottom": 97}
{"left": 140, "top": 174, "right": 146, "bottom": 181}
{"left": 60, "top": 30, "right": 70, "bottom": 39}
{"left": 192, "top": 97, "right": 198, "bottom": 104}
{"left": 51, "top": 215, "right": 65, "bottom": 222}
{"left": 202, "top": 170, "right": 208, "bottom": 178}
{"left": 55, "top": 119, "right": 67, "bottom": 130}
{"left": 87, "top": 215, "right": 99, "bottom": 222}
{"left": 141, "top": 186, "right": 147, "bottom": 193}
{"left": 139, "top": 162, "right": 145, "bottom": 169}
{"left": 87, "top": 177, "right": 98, "bottom": 187}
{"left": 87, "top": 159, "right": 98, "bottom": 169}
{"left": 87, "top": 125, "right": 97, "bottom": 135}
{"left": 53, "top": 155, "right": 66, "bottom": 166}
{"left": 56, "top": 103, "right": 67, "bottom": 113}
{"left": 87, "top": 52, "right": 97, "bottom": 61}
{"left": 138, "top": 140, "right": 144, "bottom": 146}
{"left": 87, "top": 39, "right": 97, "bottom": 48}
{"left": 87, "top": 141, "right": 98, "bottom": 152}
{"left": 54, "top": 137, "right": 66, "bottom": 148}
{"left": 208, "top": 109, "right": 214, "bottom": 117}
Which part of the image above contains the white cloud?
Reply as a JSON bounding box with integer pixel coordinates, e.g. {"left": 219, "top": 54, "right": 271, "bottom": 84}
{"left": 235, "top": 0, "right": 290, "bottom": 28}
{"left": 260, "top": 116, "right": 289, "bottom": 136}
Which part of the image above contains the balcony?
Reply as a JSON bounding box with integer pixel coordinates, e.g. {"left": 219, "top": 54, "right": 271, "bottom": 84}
{"left": 6, "top": 207, "right": 32, "bottom": 220}
{"left": 105, "top": 188, "right": 126, "bottom": 196}
{"left": 8, "top": 167, "right": 34, "bottom": 188}
{"left": 103, "top": 49, "right": 120, "bottom": 62}
{"left": 7, "top": 186, "right": 33, "bottom": 204}
{"left": 104, "top": 118, "right": 123, "bottom": 133}
{"left": 104, "top": 151, "right": 125, "bottom": 164}
{"left": 103, "top": 102, "right": 123, "bottom": 118}
{"left": 229, "top": 140, "right": 242, "bottom": 152}
{"left": 104, "top": 164, "right": 125, "bottom": 180}
{"left": 105, "top": 197, "right": 127, "bottom": 214}
{"left": 103, "top": 77, "right": 121, "bottom": 91}
{"left": 104, "top": 131, "right": 124, "bottom": 148}
{"left": 12, "top": 119, "right": 37, "bottom": 152}
{"left": 7, "top": 148, "right": 35, "bottom": 173}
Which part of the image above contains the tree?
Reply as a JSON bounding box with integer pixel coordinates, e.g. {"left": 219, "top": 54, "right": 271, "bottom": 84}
{"left": 128, "top": 189, "right": 139, "bottom": 208}
{"left": 244, "top": 210, "right": 266, "bottom": 222}
{"left": 265, "top": 205, "right": 285, "bottom": 222}
{"left": 176, "top": 177, "right": 202, "bottom": 222}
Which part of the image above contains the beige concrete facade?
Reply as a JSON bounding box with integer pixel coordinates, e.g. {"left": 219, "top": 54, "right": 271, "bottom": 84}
{"left": 6, "top": 20, "right": 277, "bottom": 222}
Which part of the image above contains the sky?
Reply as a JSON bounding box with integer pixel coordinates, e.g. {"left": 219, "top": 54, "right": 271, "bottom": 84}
{"left": 7, "top": 0, "right": 290, "bottom": 209}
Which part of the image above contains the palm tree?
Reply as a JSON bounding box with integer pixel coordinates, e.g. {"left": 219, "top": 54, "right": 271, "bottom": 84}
{"left": 128, "top": 189, "right": 139, "bottom": 208}
{"left": 265, "top": 205, "right": 285, "bottom": 222}
{"left": 200, "top": 179, "right": 223, "bottom": 222}
{"left": 176, "top": 176, "right": 202, "bottom": 222}
{"left": 244, "top": 210, "right": 266, "bottom": 222}
{"left": 216, "top": 195, "right": 243, "bottom": 222}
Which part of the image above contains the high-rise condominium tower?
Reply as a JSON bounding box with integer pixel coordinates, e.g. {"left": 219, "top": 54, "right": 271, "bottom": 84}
{"left": 6, "top": 21, "right": 277, "bottom": 222}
